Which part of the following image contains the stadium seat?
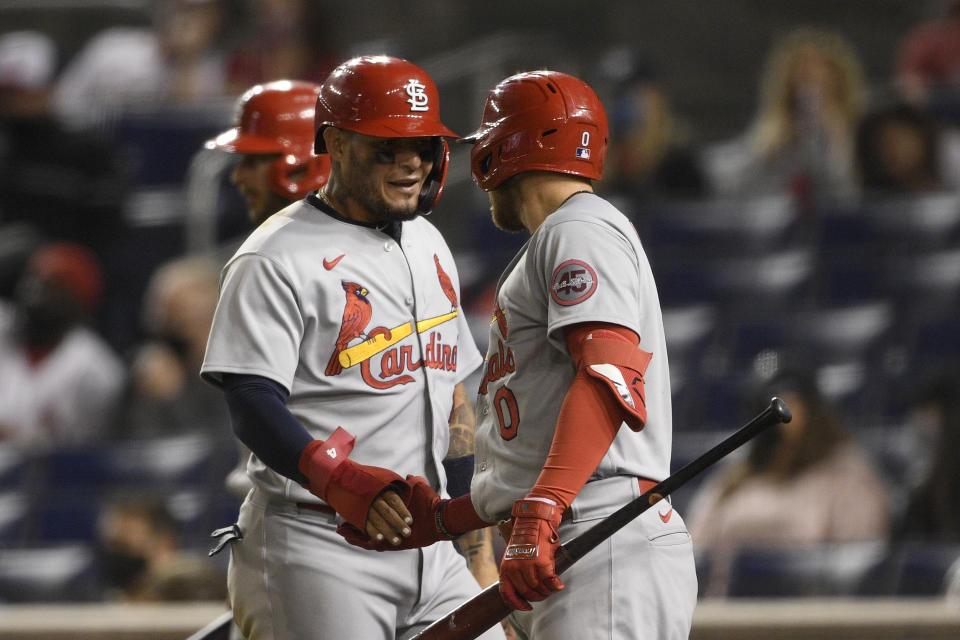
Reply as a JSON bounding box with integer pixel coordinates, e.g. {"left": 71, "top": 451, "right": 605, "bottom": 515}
{"left": 663, "top": 305, "right": 719, "bottom": 379}
{"left": 0, "top": 544, "right": 100, "bottom": 602}
{"left": 724, "top": 542, "right": 888, "bottom": 598}
{"left": 910, "top": 312, "right": 960, "bottom": 370}
{"left": 858, "top": 193, "right": 960, "bottom": 252}
{"left": 0, "top": 448, "right": 29, "bottom": 490}
{"left": 889, "top": 542, "right": 960, "bottom": 596}
{"left": 643, "top": 196, "right": 802, "bottom": 257}
{"left": 793, "top": 301, "right": 895, "bottom": 362}
{"left": 39, "top": 434, "right": 221, "bottom": 489}
{"left": 813, "top": 254, "right": 891, "bottom": 304}
{"left": 886, "top": 248, "right": 960, "bottom": 312}
{"left": 0, "top": 491, "right": 29, "bottom": 547}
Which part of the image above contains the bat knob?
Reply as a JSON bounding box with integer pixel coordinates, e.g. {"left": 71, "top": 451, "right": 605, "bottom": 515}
{"left": 770, "top": 396, "right": 792, "bottom": 424}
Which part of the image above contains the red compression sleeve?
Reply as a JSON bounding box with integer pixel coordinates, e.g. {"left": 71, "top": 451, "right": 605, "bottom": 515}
{"left": 528, "top": 323, "right": 640, "bottom": 509}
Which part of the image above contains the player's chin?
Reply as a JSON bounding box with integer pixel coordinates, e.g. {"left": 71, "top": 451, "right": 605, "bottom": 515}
{"left": 245, "top": 200, "right": 267, "bottom": 225}
{"left": 380, "top": 191, "right": 420, "bottom": 221}
{"left": 491, "top": 207, "right": 524, "bottom": 233}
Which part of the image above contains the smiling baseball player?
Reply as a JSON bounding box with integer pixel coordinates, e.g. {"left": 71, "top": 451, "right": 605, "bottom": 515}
{"left": 338, "top": 70, "right": 698, "bottom": 640}
{"left": 201, "top": 56, "right": 505, "bottom": 640}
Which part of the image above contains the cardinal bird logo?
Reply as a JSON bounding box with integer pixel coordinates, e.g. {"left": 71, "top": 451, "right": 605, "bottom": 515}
{"left": 326, "top": 281, "right": 373, "bottom": 376}
{"left": 434, "top": 254, "right": 457, "bottom": 310}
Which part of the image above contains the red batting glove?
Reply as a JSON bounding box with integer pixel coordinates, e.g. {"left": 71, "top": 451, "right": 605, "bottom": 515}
{"left": 499, "top": 497, "right": 565, "bottom": 611}
{"left": 338, "top": 476, "right": 488, "bottom": 550}
{"left": 298, "top": 427, "right": 410, "bottom": 531}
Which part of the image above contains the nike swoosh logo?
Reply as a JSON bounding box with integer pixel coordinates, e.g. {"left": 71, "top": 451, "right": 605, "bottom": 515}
{"left": 323, "top": 255, "right": 345, "bottom": 270}
{"left": 658, "top": 508, "right": 673, "bottom": 523}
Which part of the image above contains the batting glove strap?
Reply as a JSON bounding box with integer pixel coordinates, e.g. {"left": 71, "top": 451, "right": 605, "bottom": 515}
{"left": 510, "top": 497, "right": 565, "bottom": 522}
{"left": 503, "top": 498, "right": 564, "bottom": 560}
{"left": 297, "top": 426, "right": 356, "bottom": 496}
{"left": 500, "top": 497, "right": 566, "bottom": 610}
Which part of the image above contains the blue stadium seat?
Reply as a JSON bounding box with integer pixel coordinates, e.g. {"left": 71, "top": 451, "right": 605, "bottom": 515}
{"left": 40, "top": 434, "right": 221, "bottom": 489}
{"left": 814, "top": 254, "right": 891, "bottom": 304}
{"left": 723, "top": 313, "right": 798, "bottom": 369}
{"left": 889, "top": 543, "right": 960, "bottom": 596}
{"left": 0, "top": 544, "right": 100, "bottom": 602}
{"left": 25, "top": 436, "right": 236, "bottom": 546}
{"left": 643, "top": 196, "right": 803, "bottom": 256}
{"left": 793, "top": 301, "right": 895, "bottom": 362}
{"left": 30, "top": 493, "right": 102, "bottom": 544}
{"left": 724, "top": 542, "right": 888, "bottom": 598}
{"left": 653, "top": 248, "right": 815, "bottom": 310}
{"left": 663, "top": 305, "right": 719, "bottom": 380}
{"left": 911, "top": 312, "right": 960, "bottom": 369}
{"left": 857, "top": 193, "right": 960, "bottom": 252}
{"left": 0, "top": 448, "right": 29, "bottom": 491}
{"left": 0, "top": 491, "right": 29, "bottom": 547}
{"left": 886, "top": 248, "right": 960, "bottom": 313}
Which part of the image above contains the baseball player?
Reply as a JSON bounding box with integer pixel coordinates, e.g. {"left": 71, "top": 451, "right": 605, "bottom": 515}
{"left": 339, "top": 71, "right": 698, "bottom": 639}
{"left": 200, "top": 55, "right": 505, "bottom": 640}
{"left": 206, "top": 79, "right": 332, "bottom": 228}
{"left": 204, "top": 79, "right": 330, "bottom": 500}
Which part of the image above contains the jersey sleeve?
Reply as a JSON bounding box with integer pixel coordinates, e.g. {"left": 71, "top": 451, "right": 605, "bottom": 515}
{"left": 533, "top": 217, "right": 643, "bottom": 350}
{"left": 201, "top": 253, "right": 304, "bottom": 391}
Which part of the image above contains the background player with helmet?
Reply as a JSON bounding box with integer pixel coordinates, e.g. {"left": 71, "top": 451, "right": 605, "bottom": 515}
{"left": 337, "top": 70, "right": 698, "bottom": 639}
{"left": 201, "top": 55, "right": 505, "bottom": 640}
{"left": 204, "top": 79, "right": 329, "bottom": 501}
{"left": 205, "top": 79, "right": 332, "bottom": 235}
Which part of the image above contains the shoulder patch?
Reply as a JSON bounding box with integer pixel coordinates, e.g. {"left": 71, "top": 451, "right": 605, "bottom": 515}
{"left": 550, "top": 259, "right": 598, "bottom": 306}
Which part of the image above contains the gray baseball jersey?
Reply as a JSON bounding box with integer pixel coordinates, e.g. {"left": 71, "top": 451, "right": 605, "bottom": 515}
{"left": 471, "top": 192, "right": 673, "bottom": 522}
{"left": 471, "top": 192, "right": 696, "bottom": 640}
{"left": 201, "top": 197, "right": 482, "bottom": 504}
{"left": 201, "top": 196, "right": 504, "bottom": 640}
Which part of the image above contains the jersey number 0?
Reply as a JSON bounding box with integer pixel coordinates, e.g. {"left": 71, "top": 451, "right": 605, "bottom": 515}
{"left": 494, "top": 386, "right": 520, "bottom": 440}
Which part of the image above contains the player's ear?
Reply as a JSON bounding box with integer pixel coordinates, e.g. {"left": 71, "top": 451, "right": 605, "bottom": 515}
{"left": 323, "top": 127, "right": 347, "bottom": 163}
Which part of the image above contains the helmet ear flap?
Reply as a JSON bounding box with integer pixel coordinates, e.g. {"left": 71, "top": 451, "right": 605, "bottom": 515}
{"left": 269, "top": 155, "right": 304, "bottom": 199}
{"left": 417, "top": 138, "right": 449, "bottom": 214}
{"left": 269, "top": 154, "right": 331, "bottom": 200}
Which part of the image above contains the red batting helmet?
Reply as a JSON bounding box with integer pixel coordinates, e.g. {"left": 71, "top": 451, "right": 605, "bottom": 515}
{"left": 206, "top": 80, "right": 331, "bottom": 199}
{"left": 462, "top": 70, "right": 609, "bottom": 191}
{"left": 314, "top": 55, "right": 458, "bottom": 214}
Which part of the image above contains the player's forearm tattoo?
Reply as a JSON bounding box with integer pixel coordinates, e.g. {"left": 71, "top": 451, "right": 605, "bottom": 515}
{"left": 448, "top": 382, "right": 476, "bottom": 458}
{"left": 456, "top": 527, "right": 488, "bottom": 561}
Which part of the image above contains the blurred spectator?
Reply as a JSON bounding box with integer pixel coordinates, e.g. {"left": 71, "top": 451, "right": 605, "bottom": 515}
{"left": 855, "top": 101, "right": 943, "bottom": 193}
{"left": 225, "top": 0, "right": 339, "bottom": 89}
{"left": 595, "top": 46, "right": 707, "bottom": 201}
{"left": 111, "top": 255, "right": 229, "bottom": 441}
{"left": 893, "top": 368, "right": 960, "bottom": 543}
{"left": 0, "top": 30, "right": 125, "bottom": 270}
{"left": 97, "top": 494, "right": 227, "bottom": 601}
{"left": 52, "top": 0, "right": 230, "bottom": 130}
{"left": 0, "top": 243, "right": 124, "bottom": 446}
{"left": 685, "top": 359, "right": 889, "bottom": 596}
{"left": 895, "top": 0, "right": 960, "bottom": 124}
{"left": 703, "top": 28, "right": 866, "bottom": 206}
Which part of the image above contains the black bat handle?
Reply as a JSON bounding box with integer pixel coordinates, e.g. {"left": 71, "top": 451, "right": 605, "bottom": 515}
{"left": 413, "top": 396, "right": 791, "bottom": 640}
{"left": 560, "top": 396, "right": 791, "bottom": 568}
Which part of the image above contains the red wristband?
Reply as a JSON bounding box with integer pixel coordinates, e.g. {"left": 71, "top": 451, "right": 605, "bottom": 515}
{"left": 440, "top": 493, "right": 489, "bottom": 536}
{"left": 298, "top": 427, "right": 357, "bottom": 498}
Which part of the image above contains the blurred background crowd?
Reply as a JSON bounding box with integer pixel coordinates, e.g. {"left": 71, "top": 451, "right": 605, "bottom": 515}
{"left": 0, "top": 0, "right": 958, "bottom": 609}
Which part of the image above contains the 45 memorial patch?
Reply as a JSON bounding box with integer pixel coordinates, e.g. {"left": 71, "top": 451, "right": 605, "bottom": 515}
{"left": 551, "top": 259, "right": 597, "bottom": 306}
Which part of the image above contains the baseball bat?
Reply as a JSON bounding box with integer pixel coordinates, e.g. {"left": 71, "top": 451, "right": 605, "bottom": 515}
{"left": 412, "top": 396, "right": 792, "bottom": 640}
{"left": 339, "top": 311, "right": 459, "bottom": 368}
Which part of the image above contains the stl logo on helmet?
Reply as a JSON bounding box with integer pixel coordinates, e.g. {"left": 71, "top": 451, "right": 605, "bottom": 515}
{"left": 404, "top": 79, "right": 429, "bottom": 111}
